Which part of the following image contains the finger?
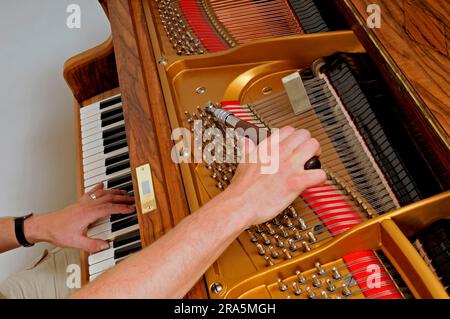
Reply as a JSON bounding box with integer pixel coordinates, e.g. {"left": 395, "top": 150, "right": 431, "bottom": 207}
{"left": 237, "top": 137, "right": 257, "bottom": 162}
{"left": 92, "top": 193, "right": 135, "bottom": 205}
{"left": 86, "top": 183, "right": 104, "bottom": 196}
{"left": 288, "top": 169, "right": 327, "bottom": 192}
{"left": 78, "top": 237, "right": 110, "bottom": 253}
{"left": 290, "top": 138, "right": 321, "bottom": 167}
{"left": 89, "top": 203, "right": 136, "bottom": 221}
{"left": 256, "top": 126, "right": 295, "bottom": 160}
{"left": 279, "top": 129, "right": 311, "bottom": 159}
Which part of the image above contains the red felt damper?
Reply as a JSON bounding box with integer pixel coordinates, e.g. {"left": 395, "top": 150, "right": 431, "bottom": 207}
{"left": 343, "top": 251, "right": 403, "bottom": 299}
{"left": 179, "top": 0, "right": 228, "bottom": 52}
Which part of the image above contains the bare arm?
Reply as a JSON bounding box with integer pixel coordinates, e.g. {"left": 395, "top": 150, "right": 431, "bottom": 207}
{"left": 0, "top": 184, "right": 135, "bottom": 254}
{"left": 72, "top": 127, "right": 326, "bottom": 298}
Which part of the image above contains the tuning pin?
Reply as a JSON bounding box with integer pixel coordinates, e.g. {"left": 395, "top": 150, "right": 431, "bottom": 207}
{"left": 293, "top": 228, "right": 302, "bottom": 241}
{"left": 264, "top": 256, "right": 274, "bottom": 267}
{"left": 247, "top": 229, "right": 258, "bottom": 243}
{"left": 283, "top": 215, "right": 294, "bottom": 228}
{"left": 326, "top": 279, "right": 336, "bottom": 292}
{"left": 298, "top": 218, "right": 308, "bottom": 230}
{"left": 272, "top": 216, "right": 281, "bottom": 226}
{"left": 282, "top": 248, "right": 292, "bottom": 260}
{"left": 321, "top": 291, "right": 330, "bottom": 299}
{"left": 274, "top": 235, "right": 284, "bottom": 248}
{"left": 311, "top": 275, "right": 322, "bottom": 288}
{"left": 211, "top": 172, "right": 218, "bottom": 179}
{"left": 277, "top": 279, "right": 288, "bottom": 292}
{"left": 279, "top": 225, "right": 289, "bottom": 238}
{"left": 288, "top": 206, "right": 298, "bottom": 218}
{"left": 306, "top": 286, "right": 316, "bottom": 299}
{"left": 331, "top": 267, "right": 342, "bottom": 280}
{"left": 295, "top": 270, "right": 307, "bottom": 284}
{"left": 307, "top": 231, "right": 317, "bottom": 243}
{"left": 301, "top": 241, "right": 311, "bottom": 252}
{"left": 265, "top": 223, "right": 276, "bottom": 235}
{"left": 269, "top": 246, "right": 279, "bottom": 259}
{"left": 341, "top": 283, "right": 352, "bottom": 297}
{"left": 256, "top": 243, "right": 266, "bottom": 256}
{"left": 287, "top": 238, "right": 298, "bottom": 251}
{"left": 255, "top": 225, "right": 264, "bottom": 234}
{"left": 315, "top": 262, "right": 326, "bottom": 276}
{"left": 292, "top": 282, "right": 302, "bottom": 296}
{"left": 216, "top": 182, "right": 223, "bottom": 190}
{"left": 261, "top": 233, "right": 271, "bottom": 246}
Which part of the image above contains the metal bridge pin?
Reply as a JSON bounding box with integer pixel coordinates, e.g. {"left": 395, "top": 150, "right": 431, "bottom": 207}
{"left": 321, "top": 291, "right": 330, "bottom": 299}
{"left": 326, "top": 279, "right": 336, "bottom": 292}
{"left": 274, "top": 235, "right": 284, "bottom": 248}
{"left": 293, "top": 228, "right": 302, "bottom": 241}
{"left": 301, "top": 241, "right": 311, "bottom": 252}
{"left": 288, "top": 239, "right": 298, "bottom": 251}
{"left": 256, "top": 243, "right": 266, "bottom": 256}
{"left": 298, "top": 218, "right": 307, "bottom": 230}
{"left": 277, "top": 279, "right": 288, "bottom": 292}
{"left": 247, "top": 230, "right": 258, "bottom": 243}
{"left": 292, "top": 282, "right": 302, "bottom": 296}
{"left": 269, "top": 246, "right": 279, "bottom": 259}
{"left": 216, "top": 182, "right": 223, "bottom": 189}
{"left": 283, "top": 215, "right": 294, "bottom": 228}
{"left": 261, "top": 233, "right": 271, "bottom": 246}
{"left": 255, "top": 225, "right": 263, "bottom": 234}
{"left": 331, "top": 267, "right": 342, "bottom": 280}
{"left": 295, "top": 270, "right": 306, "bottom": 284}
{"left": 315, "top": 262, "right": 326, "bottom": 276}
{"left": 272, "top": 217, "right": 281, "bottom": 226}
{"left": 282, "top": 248, "right": 292, "bottom": 260}
{"left": 264, "top": 256, "right": 274, "bottom": 267}
{"left": 307, "top": 231, "right": 317, "bottom": 243}
{"left": 265, "top": 223, "right": 276, "bottom": 235}
{"left": 306, "top": 286, "right": 316, "bottom": 299}
{"left": 312, "top": 275, "right": 322, "bottom": 288}
{"left": 288, "top": 206, "right": 298, "bottom": 218}
{"left": 279, "top": 225, "right": 289, "bottom": 238}
{"left": 342, "top": 284, "right": 352, "bottom": 297}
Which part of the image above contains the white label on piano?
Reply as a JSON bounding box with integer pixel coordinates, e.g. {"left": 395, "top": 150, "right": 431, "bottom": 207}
{"left": 282, "top": 72, "right": 312, "bottom": 115}
{"left": 136, "top": 164, "right": 157, "bottom": 214}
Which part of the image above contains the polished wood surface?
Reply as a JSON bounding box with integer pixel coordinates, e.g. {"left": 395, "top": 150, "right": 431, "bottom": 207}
{"left": 105, "top": 0, "right": 208, "bottom": 298}
{"left": 63, "top": 37, "right": 118, "bottom": 102}
{"left": 337, "top": 0, "right": 450, "bottom": 190}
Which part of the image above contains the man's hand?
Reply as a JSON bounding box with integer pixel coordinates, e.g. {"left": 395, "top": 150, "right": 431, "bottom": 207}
{"left": 226, "top": 126, "right": 326, "bottom": 228}
{"left": 25, "top": 183, "right": 135, "bottom": 253}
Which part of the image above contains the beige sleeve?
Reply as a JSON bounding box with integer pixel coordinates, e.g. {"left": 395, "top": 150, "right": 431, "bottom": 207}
{"left": 0, "top": 247, "right": 80, "bottom": 299}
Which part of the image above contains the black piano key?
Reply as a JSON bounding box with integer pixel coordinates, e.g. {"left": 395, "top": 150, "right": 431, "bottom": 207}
{"left": 100, "top": 95, "right": 122, "bottom": 110}
{"left": 105, "top": 152, "right": 129, "bottom": 167}
{"left": 111, "top": 215, "right": 138, "bottom": 233}
{"left": 103, "top": 130, "right": 127, "bottom": 147}
{"left": 101, "top": 106, "right": 123, "bottom": 120}
{"left": 102, "top": 113, "right": 124, "bottom": 127}
{"left": 113, "top": 229, "right": 141, "bottom": 248}
{"left": 114, "top": 242, "right": 142, "bottom": 260}
{"left": 110, "top": 211, "right": 136, "bottom": 223}
{"left": 108, "top": 173, "right": 132, "bottom": 189}
{"left": 104, "top": 139, "right": 128, "bottom": 154}
{"left": 109, "top": 181, "right": 134, "bottom": 193}
{"left": 102, "top": 124, "right": 125, "bottom": 140}
{"left": 106, "top": 160, "right": 130, "bottom": 176}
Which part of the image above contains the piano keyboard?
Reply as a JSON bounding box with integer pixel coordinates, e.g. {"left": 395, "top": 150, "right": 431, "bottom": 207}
{"left": 79, "top": 94, "right": 142, "bottom": 282}
{"left": 156, "top": 0, "right": 348, "bottom": 55}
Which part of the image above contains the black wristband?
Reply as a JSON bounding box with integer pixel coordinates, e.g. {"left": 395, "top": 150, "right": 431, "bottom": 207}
{"left": 14, "top": 213, "right": 35, "bottom": 247}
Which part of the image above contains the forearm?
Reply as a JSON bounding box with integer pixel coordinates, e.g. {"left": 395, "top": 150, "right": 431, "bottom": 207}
{"left": 72, "top": 191, "right": 248, "bottom": 298}
{"left": 0, "top": 218, "right": 20, "bottom": 253}
{"left": 0, "top": 215, "right": 47, "bottom": 253}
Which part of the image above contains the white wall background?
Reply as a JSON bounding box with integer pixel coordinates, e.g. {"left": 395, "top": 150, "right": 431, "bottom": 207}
{"left": 0, "top": 0, "right": 110, "bottom": 283}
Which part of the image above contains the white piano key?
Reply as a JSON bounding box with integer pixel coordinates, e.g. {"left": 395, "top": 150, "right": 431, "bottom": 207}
{"left": 81, "top": 103, "right": 122, "bottom": 126}
{"left": 89, "top": 224, "right": 139, "bottom": 242}
{"left": 81, "top": 120, "right": 125, "bottom": 140}
{"left": 84, "top": 168, "right": 131, "bottom": 188}
{"left": 80, "top": 101, "right": 101, "bottom": 115}
{"left": 87, "top": 221, "right": 112, "bottom": 237}
{"left": 89, "top": 271, "right": 105, "bottom": 282}
{"left": 83, "top": 147, "right": 128, "bottom": 166}
{"left": 85, "top": 181, "right": 107, "bottom": 193}
{"left": 89, "top": 257, "right": 116, "bottom": 275}
{"left": 82, "top": 138, "right": 104, "bottom": 152}
{"left": 81, "top": 119, "right": 102, "bottom": 132}
{"left": 83, "top": 145, "right": 105, "bottom": 159}
{"left": 82, "top": 131, "right": 103, "bottom": 145}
